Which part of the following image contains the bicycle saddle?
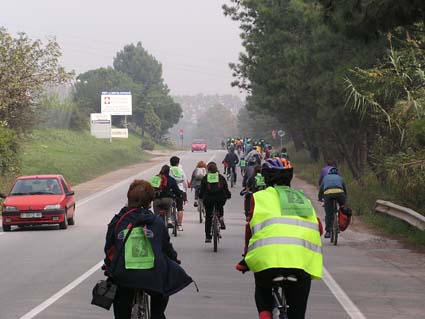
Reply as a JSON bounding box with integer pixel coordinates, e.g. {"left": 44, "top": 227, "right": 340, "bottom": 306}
{"left": 272, "top": 275, "right": 298, "bottom": 284}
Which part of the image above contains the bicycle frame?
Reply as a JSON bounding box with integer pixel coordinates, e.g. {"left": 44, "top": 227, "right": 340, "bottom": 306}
{"left": 272, "top": 275, "right": 297, "bottom": 319}
{"left": 131, "top": 289, "right": 150, "bottom": 319}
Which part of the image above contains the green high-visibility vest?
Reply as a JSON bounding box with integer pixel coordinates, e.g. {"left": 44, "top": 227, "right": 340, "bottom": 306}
{"left": 255, "top": 174, "right": 265, "bottom": 188}
{"left": 245, "top": 186, "right": 322, "bottom": 279}
{"left": 170, "top": 166, "right": 182, "bottom": 179}
{"left": 240, "top": 160, "right": 247, "bottom": 167}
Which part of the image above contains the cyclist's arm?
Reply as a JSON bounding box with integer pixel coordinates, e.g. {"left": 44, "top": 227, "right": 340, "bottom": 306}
{"left": 244, "top": 197, "right": 255, "bottom": 255}
{"left": 162, "top": 227, "right": 178, "bottom": 262}
{"left": 104, "top": 214, "right": 120, "bottom": 266}
{"left": 220, "top": 175, "right": 231, "bottom": 199}
{"left": 199, "top": 177, "right": 206, "bottom": 199}
{"left": 342, "top": 181, "right": 347, "bottom": 197}
{"left": 318, "top": 183, "right": 324, "bottom": 201}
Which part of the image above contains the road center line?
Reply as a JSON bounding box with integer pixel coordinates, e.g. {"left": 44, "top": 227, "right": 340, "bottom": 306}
{"left": 322, "top": 267, "right": 367, "bottom": 319}
{"left": 19, "top": 261, "right": 104, "bottom": 319}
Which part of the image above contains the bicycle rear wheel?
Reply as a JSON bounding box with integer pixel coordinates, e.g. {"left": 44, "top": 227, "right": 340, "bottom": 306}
{"left": 212, "top": 214, "right": 219, "bottom": 252}
{"left": 198, "top": 201, "right": 203, "bottom": 223}
{"left": 330, "top": 200, "right": 338, "bottom": 245}
{"left": 131, "top": 290, "right": 150, "bottom": 319}
{"left": 172, "top": 206, "right": 178, "bottom": 237}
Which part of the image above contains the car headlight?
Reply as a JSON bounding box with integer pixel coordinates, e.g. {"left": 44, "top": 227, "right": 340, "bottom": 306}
{"left": 44, "top": 204, "right": 61, "bottom": 210}
{"left": 4, "top": 206, "right": 18, "bottom": 212}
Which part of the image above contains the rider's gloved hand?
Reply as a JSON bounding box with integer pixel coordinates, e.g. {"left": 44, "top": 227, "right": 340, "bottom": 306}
{"left": 236, "top": 259, "right": 250, "bottom": 273}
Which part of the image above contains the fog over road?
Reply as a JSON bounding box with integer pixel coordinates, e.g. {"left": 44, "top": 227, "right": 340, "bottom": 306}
{"left": 0, "top": 151, "right": 424, "bottom": 319}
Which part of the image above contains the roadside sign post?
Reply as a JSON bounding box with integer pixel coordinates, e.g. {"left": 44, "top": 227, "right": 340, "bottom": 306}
{"left": 277, "top": 130, "right": 285, "bottom": 149}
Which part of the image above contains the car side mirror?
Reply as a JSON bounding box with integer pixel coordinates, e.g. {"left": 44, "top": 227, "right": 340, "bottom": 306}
{"left": 67, "top": 191, "right": 75, "bottom": 196}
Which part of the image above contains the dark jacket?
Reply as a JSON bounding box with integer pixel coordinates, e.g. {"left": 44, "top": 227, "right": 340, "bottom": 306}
{"left": 224, "top": 152, "right": 239, "bottom": 167}
{"left": 159, "top": 174, "right": 182, "bottom": 199}
{"left": 104, "top": 207, "right": 193, "bottom": 296}
{"left": 199, "top": 174, "right": 231, "bottom": 203}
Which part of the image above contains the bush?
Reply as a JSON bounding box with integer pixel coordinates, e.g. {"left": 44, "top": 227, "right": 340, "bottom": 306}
{"left": 141, "top": 137, "right": 155, "bottom": 150}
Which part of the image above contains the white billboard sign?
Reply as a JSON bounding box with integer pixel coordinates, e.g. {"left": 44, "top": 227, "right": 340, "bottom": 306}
{"left": 90, "top": 113, "right": 111, "bottom": 139}
{"left": 111, "top": 128, "right": 129, "bottom": 139}
{"left": 101, "top": 91, "right": 132, "bottom": 115}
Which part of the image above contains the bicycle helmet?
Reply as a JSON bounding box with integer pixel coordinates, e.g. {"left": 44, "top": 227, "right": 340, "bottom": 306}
{"left": 329, "top": 167, "right": 339, "bottom": 175}
{"left": 262, "top": 158, "right": 294, "bottom": 187}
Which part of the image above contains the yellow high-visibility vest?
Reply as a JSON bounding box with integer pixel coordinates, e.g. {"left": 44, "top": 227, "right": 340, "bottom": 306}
{"left": 245, "top": 186, "right": 323, "bottom": 279}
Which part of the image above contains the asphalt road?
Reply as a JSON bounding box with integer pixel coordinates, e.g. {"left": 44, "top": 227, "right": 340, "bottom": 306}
{"left": 0, "top": 150, "right": 424, "bottom": 319}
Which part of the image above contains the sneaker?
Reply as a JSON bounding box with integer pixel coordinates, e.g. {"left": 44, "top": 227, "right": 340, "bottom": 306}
{"left": 205, "top": 237, "right": 212, "bottom": 243}
{"left": 167, "top": 218, "right": 173, "bottom": 228}
{"left": 219, "top": 217, "right": 226, "bottom": 230}
{"left": 194, "top": 201, "right": 198, "bottom": 207}
{"left": 178, "top": 224, "right": 183, "bottom": 231}
{"left": 324, "top": 231, "right": 330, "bottom": 238}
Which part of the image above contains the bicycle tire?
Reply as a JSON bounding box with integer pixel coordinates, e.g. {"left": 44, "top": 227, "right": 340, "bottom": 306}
{"left": 230, "top": 172, "right": 235, "bottom": 188}
{"left": 172, "top": 207, "right": 178, "bottom": 237}
{"left": 333, "top": 210, "right": 339, "bottom": 246}
{"left": 131, "top": 290, "right": 150, "bottom": 319}
{"left": 213, "top": 214, "right": 218, "bottom": 252}
{"left": 198, "top": 201, "right": 203, "bottom": 223}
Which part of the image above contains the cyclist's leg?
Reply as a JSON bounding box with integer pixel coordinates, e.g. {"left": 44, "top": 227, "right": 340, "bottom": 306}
{"left": 254, "top": 269, "right": 277, "bottom": 318}
{"left": 323, "top": 194, "right": 334, "bottom": 232}
{"left": 176, "top": 195, "right": 185, "bottom": 230}
{"left": 231, "top": 165, "right": 237, "bottom": 182}
{"left": 113, "top": 285, "right": 135, "bottom": 319}
{"left": 283, "top": 269, "right": 311, "bottom": 319}
{"left": 153, "top": 198, "right": 160, "bottom": 215}
{"left": 150, "top": 292, "right": 169, "bottom": 319}
{"left": 162, "top": 197, "right": 173, "bottom": 225}
{"left": 204, "top": 200, "right": 214, "bottom": 240}
{"left": 217, "top": 199, "right": 226, "bottom": 229}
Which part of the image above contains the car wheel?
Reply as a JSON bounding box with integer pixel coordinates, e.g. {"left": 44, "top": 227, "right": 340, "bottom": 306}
{"left": 59, "top": 211, "right": 68, "bottom": 230}
{"left": 67, "top": 205, "right": 75, "bottom": 225}
{"left": 2, "top": 224, "right": 11, "bottom": 232}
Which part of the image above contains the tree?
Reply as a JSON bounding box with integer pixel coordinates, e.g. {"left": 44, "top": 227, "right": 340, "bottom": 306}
{"left": 0, "top": 28, "right": 73, "bottom": 132}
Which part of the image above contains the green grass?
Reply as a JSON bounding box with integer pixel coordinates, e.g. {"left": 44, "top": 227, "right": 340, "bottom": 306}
{"left": 18, "top": 129, "right": 152, "bottom": 186}
{"left": 286, "top": 144, "right": 425, "bottom": 247}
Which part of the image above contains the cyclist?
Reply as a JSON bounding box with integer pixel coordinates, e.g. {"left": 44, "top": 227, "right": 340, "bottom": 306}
{"left": 169, "top": 156, "right": 188, "bottom": 231}
{"left": 241, "top": 165, "right": 265, "bottom": 220}
{"left": 199, "top": 162, "right": 231, "bottom": 243}
{"left": 318, "top": 167, "right": 347, "bottom": 238}
{"left": 151, "top": 165, "right": 182, "bottom": 227}
{"left": 318, "top": 160, "right": 336, "bottom": 186}
{"left": 239, "top": 156, "right": 247, "bottom": 177}
{"left": 223, "top": 146, "right": 239, "bottom": 183}
{"left": 190, "top": 161, "right": 207, "bottom": 208}
{"left": 103, "top": 179, "right": 193, "bottom": 319}
{"left": 245, "top": 147, "right": 261, "bottom": 166}
{"left": 236, "top": 158, "right": 323, "bottom": 319}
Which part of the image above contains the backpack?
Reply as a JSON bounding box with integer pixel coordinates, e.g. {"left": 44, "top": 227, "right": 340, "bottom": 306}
{"left": 338, "top": 205, "right": 352, "bottom": 231}
{"left": 206, "top": 173, "right": 223, "bottom": 193}
{"left": 194, "top": 167, "right": 205, "bottom": 181}
{"left": 150, "top": 175, "right": 169, "bottom": 198}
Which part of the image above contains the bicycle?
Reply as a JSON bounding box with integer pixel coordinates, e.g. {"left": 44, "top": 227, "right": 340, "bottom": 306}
{"left": 227, "top": 167, "right": 236, "bottom": 188}
{"left": 330, "top": 198, "right": 339, "bottom": 246}
{"left": 131, "top": 289, "right": 150, "bottom": 319}
{"left": 171, "top": 201, "right": 178, "bottom": 237}
{"left": 272, "top": 275, "right": 298, "bottom": 319}
{"left": 198, "top": 198, "right": 205, "bottom": 224}
{"left": 211, "top": 206, "right": 221, "bottom": 252}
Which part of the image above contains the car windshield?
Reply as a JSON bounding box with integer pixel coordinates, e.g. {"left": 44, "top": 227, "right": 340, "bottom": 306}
{"left": 10, "top": 178, "right": 63, "bottom": 196}
{"left": 193, "top": 139, "right": 205, "bottom": 144}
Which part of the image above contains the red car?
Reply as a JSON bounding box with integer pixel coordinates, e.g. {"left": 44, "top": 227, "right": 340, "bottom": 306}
{"left": 191, "top": 139, "right": 207, "bottom": 152}
{"left": 1, "top": 175, "right": 76, "bottom": 231}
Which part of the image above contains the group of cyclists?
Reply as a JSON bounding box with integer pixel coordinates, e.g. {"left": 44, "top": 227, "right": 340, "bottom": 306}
{"left": 102, "top": 144, "right": 348, "bottom": 319}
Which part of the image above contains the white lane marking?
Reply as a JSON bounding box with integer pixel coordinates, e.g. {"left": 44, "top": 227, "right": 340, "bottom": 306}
{"left": 322, "top": 267, "right": 367, "bottom": 319}
{"left": 19, "top": 261, "right": 103, "bottom": 319}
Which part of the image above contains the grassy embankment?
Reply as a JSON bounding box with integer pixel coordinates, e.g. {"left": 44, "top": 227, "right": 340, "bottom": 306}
{"left": 0, "top": 129, "right": 153, "bottom": 192}
{"left": 287, "top": 145, "right": 425, "bottom": 246}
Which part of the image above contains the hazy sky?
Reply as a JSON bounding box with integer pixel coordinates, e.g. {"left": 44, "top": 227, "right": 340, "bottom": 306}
{"left": 2, "top": 0, "right": 244, "bottom": 96}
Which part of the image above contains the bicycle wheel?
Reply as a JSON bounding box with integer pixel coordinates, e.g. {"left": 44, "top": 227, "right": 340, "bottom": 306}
{"left": 212, "top": 214, "right": 218, "bottom": 252}
{"left": 198, "top": 201, "right": 203, "bottom": 223}
{"left": 333, "top": 210, "right": 339, "bottom": 246}
{"left": 230, "top": 172, "right": 235, "bottom": 188}
{"left": 172, "top": 207, "right": 178, "bottom": 237}
{"left": 131, "top": 290, "right": 150, "bottom": 319}
{"left": 330, "top": 200, "right": 338, "bottom": 245}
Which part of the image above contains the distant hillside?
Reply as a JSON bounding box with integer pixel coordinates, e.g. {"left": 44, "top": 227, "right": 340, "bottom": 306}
{"left": 170, "top": 94, "right": 244, "bottom": 144}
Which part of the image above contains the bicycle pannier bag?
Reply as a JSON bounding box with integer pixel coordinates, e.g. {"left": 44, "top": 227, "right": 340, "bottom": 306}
{"left": 338, "top": 205, "right": 352, "bottom": 231}
{"left": 91, "top": 279, "right": 117, "bottom": 310}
